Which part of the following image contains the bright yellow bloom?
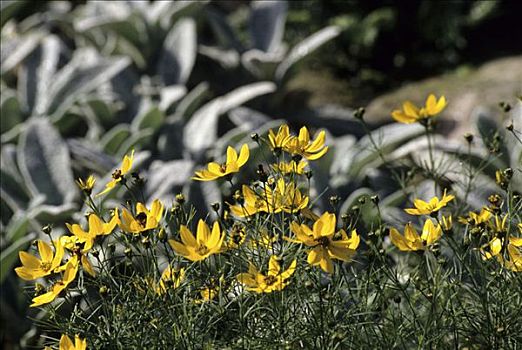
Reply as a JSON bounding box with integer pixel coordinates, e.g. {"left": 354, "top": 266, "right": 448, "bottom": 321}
{"left": 56, "top": 239, "right": 96, "bottom": 277}
{"left": 119, "top": 199, "right": 164, "bottom": 234}
{"left": 390, "top": 219, "right": 442, "bottom": 251}
{"left": 192, "top": 144, "right": 249, "bottom": 181}
{"left": 155, "top": 265, "right": 185, "bottom": 295}
{"left": 271, "top": 160, "right": 307, "bottom": 175}
{"left": 66, "top": 211, "right": 118, "bottom": 251}
{"left": 30, "top": 258, "right": 78, "bottom": 307}
{"left": 392, "top": 94, "right": 447, "bottom": 124}
{"left": 404, "top": 189, "right": 454, "bottom": 216}
{"left": 458, "top": 207, "right": 492, "bottom": 226}
{"left": 97, "top": 150, "right": 134, "bottom": 196}
{"left": 15, "top": 240, "right": 64, "bottom": 281}
{"left": 284, "top": 127, "right": 328, "bottom": 160}
{"left": 76, "top": 175, "right": 95, "bottom": 195}
{"left": 237, "top": 256, "right": 297, "bottom": 293}
{"left": 168, "top": 220, "right": 224, "bottom": 262}
{"left": 229, "top": 179, "right": 308, "bottom": 217}
{"left": 482, "top": 235, "right": 522, "bottom": 271}
{"left": 288, "top": 212, "right": 359, "bottom": 273}
{"left": 58, "top": 334, "right": 87, "bottom": 350}
{"left": 268, "top": 124, "right": 293, "bottom": 151}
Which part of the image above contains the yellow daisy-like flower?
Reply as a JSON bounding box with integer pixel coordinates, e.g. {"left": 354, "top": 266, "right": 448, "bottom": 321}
{"left": 192, "top": 144, "right": 249, "bottom": 181}
{"left": 15, "top": 240, "right": 64, "bottom": 281}
{"left": 391, "top": 94, "right": 447, "bottom": 124}
{"left": 229, "top": 179, "right": 309, "bottom": 217}
{"left": 76, "top": 175, "right": 95, "bottom": 195}
{"left": 57, "top": 242, "right": 96, "bottom": 277}
{"left": 482, "top": 235, "right": 522, "bottom": 272}
{"left": 404, "top": 189, "right": 454, "bottom": 216}
{"left": 55, "top": 334, "right": 87, "bottom": 350}
{"left": 155, "top": 265, "right": 185, "bottom": 295}
{"left": 458, "top": 207, "right": 492, "bottom": 226}
{"left": 237, "top": 255, "right": 297, "bottom": 293}
{"left": 284, "top": 126, "right": 328, "bottom": 160}
{"left": 271, "top": 160, "right": 307, "bottom": 175}
{"left": 66, "top": 211, "right": 119, "bottom": 251}
{"left": 168, "top": 220, "right": 225, "bottom": 262}
{"left": 97, "top": 150, "right": 135, "bottom": 196}
{"left": 30, "top": 258, "right": 78, "bottom": 307}
{"left": 389, "top": 219, "right": 442, "bottom": 252}
{"left": 287, "top": 212, "right": 359, "bottom": 273}
{"left": 267, "top": 124, "right": 293, "bottom": 152}
{"left": 118, "top": 199, "right": 164, "bottom": 234}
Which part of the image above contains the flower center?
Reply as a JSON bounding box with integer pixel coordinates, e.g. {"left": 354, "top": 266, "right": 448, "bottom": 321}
{"left": 196, "top": 244, "right": 209, "bottom": 256}
{"left": 264, "top": 275, "right": 277, "bottom": 286}
{"left": 220, "top": 163, "right": 227, "bottom": 173}
{"left": 112, "top": 169, "right": 122, "bottom": 180}
{"left": 40, "top": 261, "right": 52, "bottom": 272}
{"left": 136, "top": 212, "right": 148, "bottom": 227}
{"left": 315, "top": 236, "right": 330, "bottom": 247}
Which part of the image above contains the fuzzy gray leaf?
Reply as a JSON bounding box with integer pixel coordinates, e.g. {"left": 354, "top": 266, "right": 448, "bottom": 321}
{"left": 183, "top": 82, "right": 276, "bottom": 154}
{"left": 276, "top": 26, "right": 341, "bottom": 83}
{"left": 17, "top": 118, "right": 77, "bottom": 205}
{"left": 158, "top": 18, "right": 196, "bottom": 85}
{"left": 250, "top": 0, "right": 287, "bottom": 53}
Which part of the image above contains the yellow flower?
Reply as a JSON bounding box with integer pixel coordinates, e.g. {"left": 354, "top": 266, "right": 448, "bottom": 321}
{"left": 284, "top": 127, "right": 328, "bottom": 160}
{"left": 287, "top": 212, "right": 359, "bottom": 273}
{"left": 168, "top": 220, "right": 224, "bottom": 262}
{"left": 404, "top": 189, "right": 454, "bottom": 216}
{"left": 458, "top": 207, "right": 491, "bottom": 226}
{"left": 30, "top": 258, "right": 78, "bottom": 307}
{"left": 58, "top": 334, "right": 87, "bottom": 350}
{"left": 268, "top": 124, "right": 293, "bottom": 151}
{"left": 229, "top": 179, "right": 309, "bottom": 217}
{"left": 56, "top": 237, "right": 96, "bottom": 277}
{"left": 237, "top": 256, "right": 297, "bottom": 293}
{"left": 15, "top": 240, "right": 64, "bottom": 281}
{"left": 482, "top": 235, "right": 522, "bottom": 271}
{"left": 76, "top": 175, "right": 95, "bottom": 195}
{"left": 192, "top": 144, "right": 249, "bottom": 181}
{"left": 66, "top": 211, "right": 119, "bottom": 251}
{"left": 391, "top": 94, "right": 447, "bottom": 124}
{"left": 389, "top": 219, "right": 442, "bottom": 252}
{"left": 271, "top": 160, "right": 307, "bottom": 175}
{"left": 119, "top": 199, "right": 164, "bottom": 234}
{"left": 155, "top": 265, "right": 185, "bottom": 295}
{"left": 97, "top": 150, "right": 134, "bottom": 196}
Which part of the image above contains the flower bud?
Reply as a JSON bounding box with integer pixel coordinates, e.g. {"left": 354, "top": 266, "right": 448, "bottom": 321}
{"left": 175, "top": 193, "right": 185, "bottom": 204}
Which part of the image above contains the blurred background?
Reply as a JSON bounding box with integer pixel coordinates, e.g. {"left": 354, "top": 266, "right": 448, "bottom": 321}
{"left": 1, "top": 1, "right": 521, "bottom": 348}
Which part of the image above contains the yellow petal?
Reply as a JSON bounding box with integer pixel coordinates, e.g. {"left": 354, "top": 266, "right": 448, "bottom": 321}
{"left": 237, "top": 144, "right": 249, "bottom": 167}
{"left": 88, "top": 214, "right": 104, "bottom": 235}
{"left": 38, "top": 240, "right": 53, "bottom": 263}
{"left": 60, "top": 334, "right": 75, "bottom": 350}
{"left": 268, "top": 256, "right": 281, "bottom": 276}
{"left": 180, "top": 226, "right": 197, "bottom": 248}
{"left": 121, "top": 150, "right": 134, "bottom": 174}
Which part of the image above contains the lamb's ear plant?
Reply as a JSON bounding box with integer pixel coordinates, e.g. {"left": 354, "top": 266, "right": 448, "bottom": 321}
{"left": 14, "top": 97, "right": 522, "bottom": 348}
